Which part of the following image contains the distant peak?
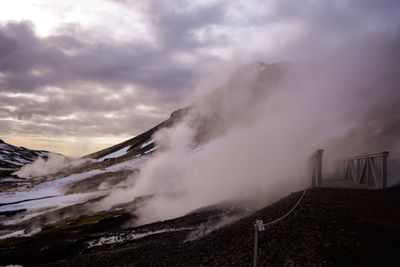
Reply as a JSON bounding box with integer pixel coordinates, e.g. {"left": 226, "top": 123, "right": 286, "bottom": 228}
{"left": 170, "top": 107, "right": 190, "bottom": 122}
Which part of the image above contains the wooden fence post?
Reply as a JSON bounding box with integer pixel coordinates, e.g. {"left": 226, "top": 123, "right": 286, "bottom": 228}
{"left": 312, "top": 149, "right": 323, "bottom": 188}
{"left": 253, "top": 224, "right": 258, "bottom": 267}
{"left": 380, "top": 151, "right": 389, "bottom": 189}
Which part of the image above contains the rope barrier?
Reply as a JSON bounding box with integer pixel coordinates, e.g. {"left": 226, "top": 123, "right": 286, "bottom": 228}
{"left": 263, "top": 188, "right": 307, "bottom": 227}
{"left": 253, "top": 188, "right": 308, "bottom": 267}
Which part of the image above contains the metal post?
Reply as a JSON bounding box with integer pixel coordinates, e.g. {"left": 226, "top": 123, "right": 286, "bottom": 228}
{"left": 381, "top": 151, "right": 389, "bottom": 189}
{"left": 314, "top": 149, "right": 323, "bottom": 187}
{"left": 356, "top": 159, "right": 361, "bottom": 182}
{"left": 335, "top": 160, "right": 342, "bottom": 179}
{"left": 311, "top": 160, "right": 316, "bottom": 188}
{"left": 253, "top": 224, "right": 258, "bottom": 267}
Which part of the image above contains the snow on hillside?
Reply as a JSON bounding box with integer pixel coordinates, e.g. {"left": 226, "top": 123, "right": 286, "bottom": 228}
{"left": 140, "top": 139, "right": 154, "bottom": 149}
{"left": 144, "top": 145, "right": 159, "bottom": 154}
{"left": 0, "top": 155, "right": 148, "bottom": 233}
{"left": 0, "top": 139, "right": 48, "bottom": 169}
{"left": 86, "top": 227, "right": 196, "bottom": 248}
{"left": 0, "top": 169, "right": 104, "bottom": 208}
{"left": 97, "top": 145, "right": 131, "bottom": 161}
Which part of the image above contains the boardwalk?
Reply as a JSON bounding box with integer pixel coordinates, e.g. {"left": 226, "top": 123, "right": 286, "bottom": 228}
{"left": 321, "top": 178, "right": 372, "bottom": 189}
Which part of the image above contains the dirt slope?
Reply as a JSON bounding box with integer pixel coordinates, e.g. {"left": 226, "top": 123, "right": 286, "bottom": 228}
{"left": 1, "top": 186, "right": 399, "bottom": 266}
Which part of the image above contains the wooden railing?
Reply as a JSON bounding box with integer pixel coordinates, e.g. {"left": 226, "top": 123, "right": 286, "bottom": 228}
{"left": 335, "top": 151, "right": 389, "bottom": 189}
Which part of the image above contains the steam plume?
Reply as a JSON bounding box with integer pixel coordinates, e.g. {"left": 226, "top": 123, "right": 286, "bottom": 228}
{"left": 100, "top": 32, "right": 400, "bottom": 225}
{"left": 15, "top": 153, "right": 85, "bottom": 178}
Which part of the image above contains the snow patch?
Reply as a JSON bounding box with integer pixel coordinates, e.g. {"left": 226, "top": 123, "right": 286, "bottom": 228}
{"left": 0, "top": 169, "right": 104, "bottom": 206}
{"left": 97, "top": 146, "right": 131, "bottom": 161}
{"left": 0, "top": 227, "right": 41, "bottom": 240}
{"left": 0, "top": 193, "right": 99, "bottom": 212}
{"left": 144, "top": 145, "right": 160, "bottom": 154}
{"left": 0, "top": 230, "right": 26, "bottom": 240}
{"left": 105, "top": 155, "right": 148, "bottom": 171}
{"left": 140, "top": 139, "right": 155, "bottom": 149}
{"left": 87, "top": 227, "right": 196, "bottom": 248}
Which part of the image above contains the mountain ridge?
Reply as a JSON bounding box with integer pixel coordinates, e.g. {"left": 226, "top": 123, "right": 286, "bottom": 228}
{"left": 0, "top": 139, "right": 49, "bottom": 169}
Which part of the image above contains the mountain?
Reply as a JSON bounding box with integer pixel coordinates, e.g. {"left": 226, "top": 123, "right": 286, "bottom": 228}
{"left": 0, "top": 139, "right": 48, "bottom": 169}
{"left": 81, "top": 61, "right": 288, "bottom": 165}
{"left": 84, "top": 107, "right": 188, "bottom": 162}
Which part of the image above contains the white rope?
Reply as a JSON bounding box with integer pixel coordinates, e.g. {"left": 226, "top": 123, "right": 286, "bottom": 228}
{"left": 253, "top": 189, "right": 307, "bottom": 267}
{"left": 263, "top": 189, "right": 307, "bottom": 226}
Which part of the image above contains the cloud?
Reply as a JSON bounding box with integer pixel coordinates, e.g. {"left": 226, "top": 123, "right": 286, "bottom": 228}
{"left": 0, "top": 21, "right": 201, "bottom": 141}
{"left": 0, "top": 21, "right": 198, "bottom": 93}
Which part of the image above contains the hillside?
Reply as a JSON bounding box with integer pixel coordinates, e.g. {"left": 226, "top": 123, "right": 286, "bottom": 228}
{"left": 84, "top": 108, "right": 189, "bottom": 161}
{"left": 0, "top": 139, "right": 48, "bottom": 169}
{"left": 0, "top": 186, "right": 399, "bottom": 266}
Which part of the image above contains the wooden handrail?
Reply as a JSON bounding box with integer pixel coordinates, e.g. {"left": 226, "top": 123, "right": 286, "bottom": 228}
{"left": 339, "top": 151, "right": 389, "bottom": 189}
{"left": 343, "top": 151, "right": 389, "bottom": 161}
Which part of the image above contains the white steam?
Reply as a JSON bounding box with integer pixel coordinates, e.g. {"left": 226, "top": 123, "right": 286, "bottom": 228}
{"left": 14, "top": 153, "right": 85, "bottom": 178}
{"left": 100, "top": 34, "right": 400, "bottom": 225}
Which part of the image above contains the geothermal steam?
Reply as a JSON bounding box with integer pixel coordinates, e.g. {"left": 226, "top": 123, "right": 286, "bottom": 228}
{"left": 101, "top": 36, "right": 400, "bottom": 225}
{"left": 15, "top": 153, "right": 85, "bottom": 178}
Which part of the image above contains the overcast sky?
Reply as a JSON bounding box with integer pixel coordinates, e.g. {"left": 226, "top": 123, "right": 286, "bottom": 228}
{"left": 0, "top": 0, "right": 398, "bottom": 156}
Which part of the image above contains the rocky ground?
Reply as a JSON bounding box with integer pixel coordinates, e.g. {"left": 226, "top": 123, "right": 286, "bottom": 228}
{"left": 0, "top": 186, "right": 399, "bottom": 266}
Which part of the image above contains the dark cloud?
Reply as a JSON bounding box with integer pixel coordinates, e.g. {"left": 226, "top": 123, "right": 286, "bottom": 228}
{"left": 148, "top": 1, "right": 226, "bottom": 49}
{"left": 0, "top": 19, "right": 204, "bottom": 139}
{"left": 0, "top": 21, "right": 198, "bottom": 94}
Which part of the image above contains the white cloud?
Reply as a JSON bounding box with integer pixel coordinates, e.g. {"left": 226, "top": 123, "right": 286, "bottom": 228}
{"left": 0, "top": 0, "right": 153, "bottom": 43}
